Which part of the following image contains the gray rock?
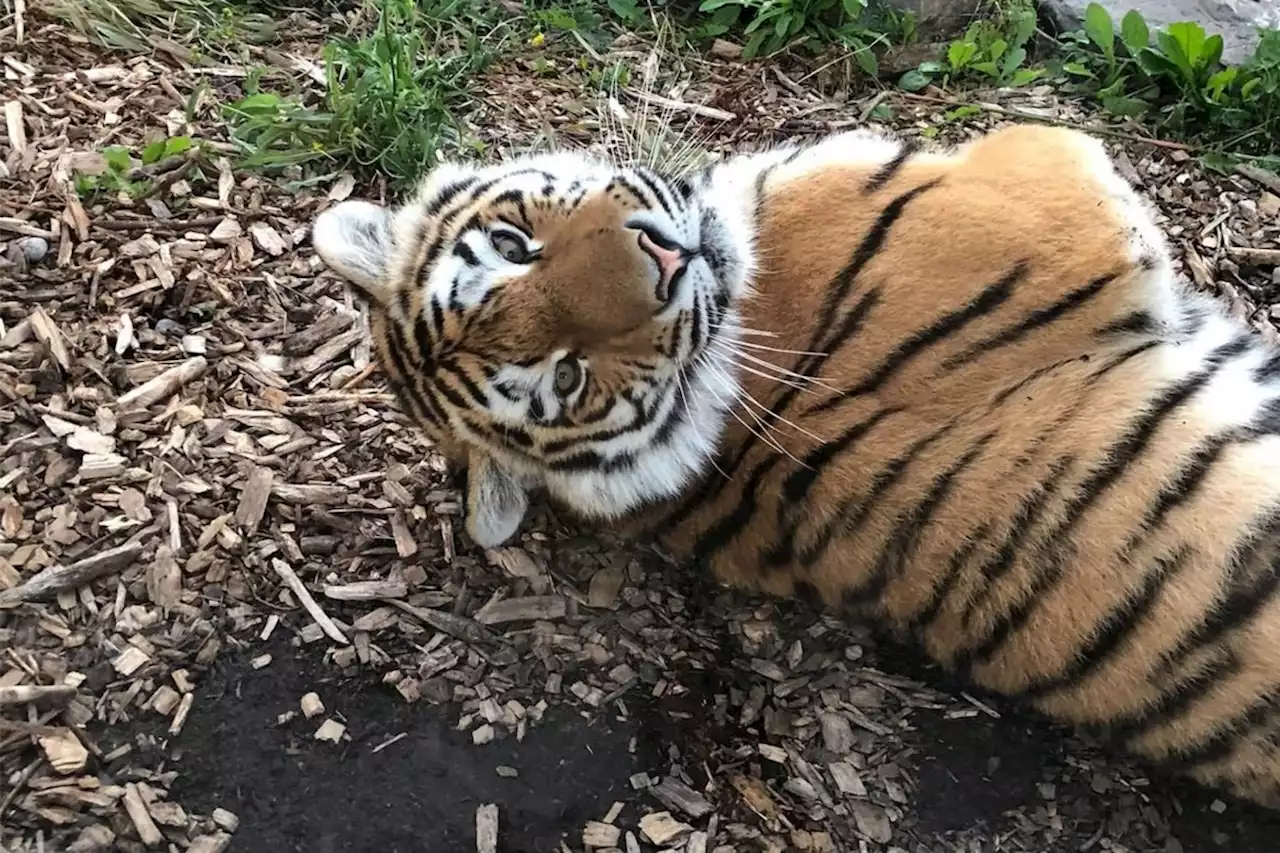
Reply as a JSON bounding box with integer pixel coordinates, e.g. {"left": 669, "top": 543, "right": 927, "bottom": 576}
{"left": 1040, "top": 0, "right": 1279, "bottom": 63}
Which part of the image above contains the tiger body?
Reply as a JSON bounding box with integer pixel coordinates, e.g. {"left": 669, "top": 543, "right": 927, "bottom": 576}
{"left": 313, "top": 124, "right": 1280, "bottom": 807}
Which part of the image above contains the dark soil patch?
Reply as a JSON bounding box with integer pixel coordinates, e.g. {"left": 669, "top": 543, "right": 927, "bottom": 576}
{"left": 157, "top": 644, "right": 655, "bottom": 853}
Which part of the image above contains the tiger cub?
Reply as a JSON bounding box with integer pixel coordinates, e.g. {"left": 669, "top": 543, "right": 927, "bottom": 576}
{"left": 313, "top": 124, "right": 1280, "bottom": 808}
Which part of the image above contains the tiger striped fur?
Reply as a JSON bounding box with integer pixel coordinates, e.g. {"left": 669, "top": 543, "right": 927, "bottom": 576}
{"left": 312, "top": 123, "right": 1280, "bottom": 808}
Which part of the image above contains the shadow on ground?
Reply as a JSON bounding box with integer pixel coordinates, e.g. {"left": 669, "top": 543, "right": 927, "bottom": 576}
{"left": 130, "top": 632, "right": 1280, "bottom": 853}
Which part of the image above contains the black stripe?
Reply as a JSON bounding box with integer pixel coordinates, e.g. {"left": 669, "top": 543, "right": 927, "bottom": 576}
{"left": 1087, "top": 339, "right": 1161, "bottom": 381}
{"left": 633, "top": 167, "right": 678, "bottom": 219}
{"left": 429, "top": 296, "right": 446, "bottom": 339}
{"left": 1020, "top": 547, "right": 1193, "bottom": 700}
{"left": 957, "top": 457, "right": 1073, "bottom": 630}
{"left": 799, "top": 422, "right": 957, "bottom": 569}
{"left": 690, "top": 455, "right": 784, "bottom": 566}
{"left": 812, "top": 179, "right": 941, "bottom": 354}
{"left": 863, "top": 141, "right": 917, "bottom": 195}
{"left": 454, "top": 241, "right": 479, "bottom": 265}
{"left": 1254, "top": 351, "right": 1280, "bottom": 383}
{"left": 906, "top": 523, "right": 992, "bottom": 635}
{"left": 1163, "top": 689, "right": 1280, "bottom": 774}
{"left": 848, "top": 431, "right": 995, "bottom": 608}
{"left": 940, "top": 271, "right": 1116, "bottom": 371}
{"left": 425, "top": 177, "right": 479, "bottom": 216}
{"left": 808, "top": 262, "right": 1025, "bottom": 416}
{"left": 1097, "top": 310, "right": 1158, "bottom": 338}
{"left": 957, "top": 340, "right": 1247, "bottom": 673}
{"left": 988, "top": 356, "right": 1082, "bottom": 408}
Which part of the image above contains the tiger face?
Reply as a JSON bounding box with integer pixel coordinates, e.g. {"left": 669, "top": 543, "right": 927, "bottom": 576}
{"left": 312, "top": 152, "right": 756, "bottom": 546}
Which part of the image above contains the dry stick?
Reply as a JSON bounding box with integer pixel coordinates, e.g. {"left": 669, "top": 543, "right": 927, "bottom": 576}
{"left": 116, "top": 356, "right": 208, "bottom": 409}
{"left": 385, "top": 598, "right": 502, "bottom": 646}
{"left": 0, "top": 685, "right": 76, "bottom": 708}
{"left": 0, "top": 758, "right": 41, "bottom": 823}
{"left": 270, "top": 559, "right": 349, "bottom": 645}
{"left": 1236, "top": 162, "right": 1280, "bottom": 195}
{"left": 0, "top": 541, "right": 144, "bottom": 608}
{"left": 891, "top": 90, "right": 1195, "bottom": 151}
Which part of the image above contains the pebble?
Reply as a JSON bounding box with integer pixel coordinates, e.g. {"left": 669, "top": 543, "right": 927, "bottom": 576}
{"left": 17, "top": 236, "right": 48, "bottom": 263}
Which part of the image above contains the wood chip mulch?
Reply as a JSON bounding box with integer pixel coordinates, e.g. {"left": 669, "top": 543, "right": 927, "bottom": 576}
{"left": 3, "top": 12, "right": 1280, "bottom": 853}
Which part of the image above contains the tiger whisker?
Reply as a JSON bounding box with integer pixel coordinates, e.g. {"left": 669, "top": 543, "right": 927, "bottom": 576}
{"left": 714, "top": 345, "right": 840, "bottom": 394}
{"left": 703, "top": 359, "right": 810, "bottom": 466}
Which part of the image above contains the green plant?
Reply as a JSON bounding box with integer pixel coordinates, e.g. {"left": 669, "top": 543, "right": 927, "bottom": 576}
{"left": 694, "top": 0, "right": 882, "bottom": 72}
{"left": 74, "top": 136, "right": 195, "bottom": 199}
{"left": 1057, "top": 5, "right": 1280, "bottom": 160}
{"left": 45, "top": 0, "right": 278, "bottom": 59}
{"left": 899, "top": 2, "right": 1042, "bottom": 91}
{"left": 222, "top": 0, "right": 496, "bottom": 187}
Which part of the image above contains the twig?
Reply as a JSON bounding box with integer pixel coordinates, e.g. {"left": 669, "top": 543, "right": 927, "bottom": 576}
{"left": 623, "top": 87, "right": 736, "bottom": 122}
{"left": 270, "top": 559, "right": 349, "bottom": 644}
{"left": 1236, "top": 162, "right": 1280, "bottom": 195}
{"left": 386, "top": 598, "right": 502, "bottom": 646}
{"left": 0, "top": 758, "right": 41, "bottom": 823}
{"left": 116, "top": 356, "right": 208, "bottom": 409}
{"left": 0, "top": 685, "right": 76, "bottom": 708}
{"left": 892, "top": 90, "right": 1195, "bottom": 151}
{"left": 0, "top": 541, "right": 144, "bottom": 608}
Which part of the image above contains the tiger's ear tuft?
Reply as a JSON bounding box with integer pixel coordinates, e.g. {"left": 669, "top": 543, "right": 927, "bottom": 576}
{"left": 312, "top": 200, "right": 395, "bottom": 305}
{"left": 464, "top": 450, "right": 529, "bottom": 549}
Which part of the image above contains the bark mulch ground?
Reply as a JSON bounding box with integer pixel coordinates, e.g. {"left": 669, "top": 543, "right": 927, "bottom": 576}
{"left": 3, "top": 8, "right": 1280, "bottom": 853}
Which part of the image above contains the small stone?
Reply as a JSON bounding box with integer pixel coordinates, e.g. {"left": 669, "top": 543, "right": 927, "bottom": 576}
{"left": 17, "top": 235, "right": 48, "bottom": 263}
{"left": 249, "top": 222, "right": 287, "bottom": 255}
{"left": 1260, "top": 192, "right": 1280, "bottom": 218}
{"left": 187, "top": 834, "right": 233, "bottom": 853}
{"left": 472, "top": 724, "right": 495, "bottom": 745}
{"left": 250, "top": 653, "right": 272, "bottom": 670}
{"left": 495, "top": 765, "right": 519, "bottom": 778}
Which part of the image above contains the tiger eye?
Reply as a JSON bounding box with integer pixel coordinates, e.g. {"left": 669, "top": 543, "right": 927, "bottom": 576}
{"left": 553, "top": 359, "right": 581, "bottom": 396}
{"left": 491, "top": 232, "right": 529, "bottom": 264}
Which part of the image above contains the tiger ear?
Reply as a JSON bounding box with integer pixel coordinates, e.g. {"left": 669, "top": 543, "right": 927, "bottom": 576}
{"left": 311, "top": 199, "right": 395, "bottom": 306}
{"left": 464, "top": 449, "right": 529, "bottom": 548}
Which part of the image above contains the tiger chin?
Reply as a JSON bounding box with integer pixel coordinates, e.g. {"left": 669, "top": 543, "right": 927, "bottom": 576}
{"left": 313, "top": 125, "right": 1280, "bottom": 810}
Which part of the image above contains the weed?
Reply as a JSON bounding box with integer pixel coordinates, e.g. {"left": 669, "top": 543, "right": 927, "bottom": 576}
{"left": 900, "top": 1, "right": 1042, "bottom": 91}
{"left": 693, "top": 0, "right": 883, "bottom": 72}
{"left": 222, "top": 0, "right": 496, "bottom": 187}
{"left": 74, "top": 136, "right": 196, "bottom": 199}
{"left": 45, "top": 0, "right": 277, "bottom": 59}
{"left": 1056, "top": 4, "right": 1280, "bottom": 161}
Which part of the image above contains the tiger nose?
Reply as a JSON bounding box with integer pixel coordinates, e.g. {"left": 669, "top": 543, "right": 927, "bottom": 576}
{"left": 635, "top": 228, "right": 690, "bottom": 300}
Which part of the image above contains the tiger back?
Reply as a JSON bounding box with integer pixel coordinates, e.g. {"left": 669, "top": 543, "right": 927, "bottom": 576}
{"left": 313, "top": 124, "right": 1280, "bottom": 808}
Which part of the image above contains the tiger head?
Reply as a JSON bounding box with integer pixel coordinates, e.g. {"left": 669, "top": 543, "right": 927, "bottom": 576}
{"left": 312, "top": 152, "right": 756, "bottom": 547}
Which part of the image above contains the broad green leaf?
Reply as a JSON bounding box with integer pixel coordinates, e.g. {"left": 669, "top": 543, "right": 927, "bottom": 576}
{"left": 164, "top": 136, "right": 193, "bottom": 157}
{"left": 972, "top": 60, "right": 999, "bottom": 77}
{"left": 1137, "top": 45, "right": 1183, "bottom": 79}
{"left": 841, "top": 0, "right": 867, "bottom": 18}
{"left": 698, "top": 0, "right": 739, "bottom": 10}
{"left": 1063, "top": 61, "right": 1094, "bottom": 77}
{"left": 1120, "top": 10, "right": 1149, "bottom": 54}
{"left": 1010, "top": 9, "right": 1036, "bottom": 48}
{"left": 898, "top": 68, "right": 932, "bottom": 91}
{"left": 1084, "top": 3, "right": 1114, "bottom": 55}
{"left": 141, "top": 140, "right": 166, "bottom": 165}
{"left": 742, "top": 27, "right": 768, "bottom": 59}
{"left": 1001, "top": 46, "right": 1027, "bottom": 78}
{"left": 947, "top": 39, "right": 977, "bottom": 70}
{"left": 1202, "top": 33, "right": 1223, "bottom": 69}
{"left": 853, "top": 45, "right": 878, "bottom": 76}
{"left": 918, "top": 60, "right": 947, "bottom": 73}
{"left": 944, "top": 104, "right": 982, "bottom": 120}
{"left": 1163, "top": 21, "right": 1206, "bottom": 74}
{"left": 1010, "top": 67, "right": 1045, "bottom": 86}
{"left": 988, "top": 38, "right": 1007, "bottom": 62}
{"left": 103, "top": 145, "right": 132, "bottom": 173}
{"left": 1205, "top": 67, "right": 1237, "bottom": 99}
{"left": 868, "top": 102, "right": 894, "bottom": 121}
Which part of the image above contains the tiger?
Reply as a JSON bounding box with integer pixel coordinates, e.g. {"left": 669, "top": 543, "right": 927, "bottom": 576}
{"left": 310, "top": 121, "right": 1280, "bottom": 809}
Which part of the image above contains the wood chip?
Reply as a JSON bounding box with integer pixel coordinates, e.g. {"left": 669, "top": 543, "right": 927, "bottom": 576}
{"left": 475, "top": 803, "right": 499, "bottom": 853}
{"left": 583, "top": 821, "right": 621, "bottom": 847}
{"left": 638, "top": 811, "right": 692, "bottom": 846}
{"left": 270, "top": 558, "right": 349, "bottom": 644}
{"left": 113, "top": 646, "right": 150, "bottom": 676}
{"left": 146, "top": 544, "right": 181, "bottom": 610}
{"left": 235, "top": 467, "right": 274, "bottom": 534}
{"left": 851, "top": 801, "right": 893, "bottom": 844}
{"left": 651, "top": 776, "right": 713, "bottom": 818}
{"left": 122, "top": 783, "right": 164, "bottom": 847}
{"left": 323, "top": 580, "right": 408, "bottom": 601}
{"left": 38, "top": 730, "right": 89, "bottom": 774}
{"left": 300, "top": 692, "right": 325, "bottom": 718}
{"left": 314, "top": 718, "right": 345, "bottom": 743}
{"left": 474, "top": 595, "right": 566, "bottom": 625}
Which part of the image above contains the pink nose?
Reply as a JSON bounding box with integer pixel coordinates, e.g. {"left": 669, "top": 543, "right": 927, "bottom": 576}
{"left": 636, "top": 229, "right": 688, "bottom": 296}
